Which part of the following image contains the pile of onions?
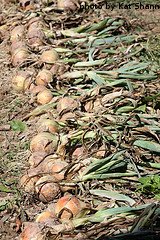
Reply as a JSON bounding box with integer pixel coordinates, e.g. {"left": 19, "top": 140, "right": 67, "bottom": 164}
{"left": 11, "top": 70, "right": 33, "bottom": 92}
{"left": 27, "top": 17, "right": 45, "bottom": 47}
{"left": 10, "top": 25, "right": 29, "bottom": 67}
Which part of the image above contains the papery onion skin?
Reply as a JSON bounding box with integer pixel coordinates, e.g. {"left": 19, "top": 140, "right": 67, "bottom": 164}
{"left": 39, "top": 155, "right": 68, "bottom": 181}
{"left": 28, "top": 151, "right": 47, "bottom": 168}
{"left": 35, "top": 210, "right": 55, "bottom": 223}
{"left": 55, "top": 194, "right": 82, "bottom": 220}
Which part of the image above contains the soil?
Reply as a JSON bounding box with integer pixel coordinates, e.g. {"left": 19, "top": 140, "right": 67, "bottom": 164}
{"left": 0, "top": 1, "right": 160, "bottom": 239}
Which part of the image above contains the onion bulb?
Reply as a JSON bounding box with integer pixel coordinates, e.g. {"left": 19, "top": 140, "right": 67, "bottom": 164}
{"left": 72, "top": 146, "right": 84, "bottom": 159}
{"left": 57, "top": 97, "right": 78, "bottom": 113}
{"left": 40, "top": 49, "right": 59, "bottom": 64}
{"left": 37, "top": 118, "right": 59, "bottom": 134}
{"left": 37, "top": 88, "right": 53, "bottom": 105}
{"left": 35, "top": 176, "right": 60, "bottom": 203}
{"left": 35, "top": 210, "right": 55, "bottom": 224}
{"left": 12, "top": 71, "right": 32, "bottom": 92}
{"left": 10, "top": 25, "right": 25, "bottom": 42}
{"left": 57, "top": 0, "right": 78, "bottom": 11}
{"left": 11, "top": 41, "right": 26, "bottom": 54}
{"left": 50, "top": 63, "right": 68, "bottom": 76}
{"left": 20, "top": 174, "right": 39, "bottom": 193}
{"left": 30, "top": 132, "right": 59, "bottom": 154}
{"left": 60, "top": 112, "right": 75, "bottom": 122}
{"left": 11, "top": 47, "right": 29, "bottom": 67}
{"left": 55, "top": 194, "right": 82, "bottom": 220}
{"left": 30, "top": 85, "right": 46, "bottom": 95}
{"left": 28, "top": 151, "right": 47, "bottom": 168}
{"left": 27, "top": 18, "right": 45, "bottom": 47}
{"left": 40, "top": 155, "right": 68, "bottom": 181}
{"left": 35, "top": 69, "right": 53, "bottom": 86}
{"left": 20, "top": 222, "right": 45, "bottom": 240}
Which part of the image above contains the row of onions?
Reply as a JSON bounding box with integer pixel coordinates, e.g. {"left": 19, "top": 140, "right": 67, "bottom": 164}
{"left": 7, "top": 0, "right": 159, "bottom": 239}
{"left": 9, "top": 1, "right": 87, "bottom": 239}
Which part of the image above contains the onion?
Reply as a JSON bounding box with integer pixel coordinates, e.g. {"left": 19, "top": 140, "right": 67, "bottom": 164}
{"left": 20, "top": 222, "right": 45, "bottom": 240}
{"left": 40, "top": 49, "right": 59, "bottom": 64}
{"left": 72, "top": 146, "right": 84, "bottom": 159}
{"left": 12, "top": 71, "right": 32, "bottom": 92}
{"left": 84, "top": 100, "right": 94, "bottom": 112}
{"left": 27, "top": 17, "right": 43, "bottom": 28}
{"left": 10, "top": 25, "right": 25, "bottom": 42}
{"left": 55, "top": 194, "right": 82, "bottom": 220}
{"left": 20, "top": 174, "right": 39, "bottom": 193}
{"left": 40, "top": 155, "right": 68, "bottom": 181}
{"left": 57, "top": 97, "right": 78, "bottom": 113}
{"left": 37, "top": 88, "right": 53, "bottom": 105}
{"left": 37, "top": 118, "right": 59, "bottom": 134}
{"left": 60, "top": 112, "right": 75, "bottom": 122}
{"left": 27, "top": 19, "right": 45, "bottom": 47}
{"left": 0, "top": 25, "right": 8, "bottom": 40}
{"left": 28, "top": 151, "right": 47, "bottom": 168}
{"left": 35, "top": 69, "right": 53, "bottom": 86}
{"left": 50, "top": 63, "right": 68, "bottom": 76}
{"left": 35, "top": 176, "right": 60, "bottom": 203}
{"left": 35, "top": 210, "right": 55, "bottom": 223}
{"left": 30, "top": 85, "right": 46, "bottom": 95}
{"left": 57, "top": 0, "right": 78, "bottom": 11}
{"left": 30, "top": 132, "right": 59, "bottom": 154}
{"left": 11, "top": 47, "right": 29, "bottom": 67}
{"left": 10, "top": 41, "right": 26, "bottom": 54}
